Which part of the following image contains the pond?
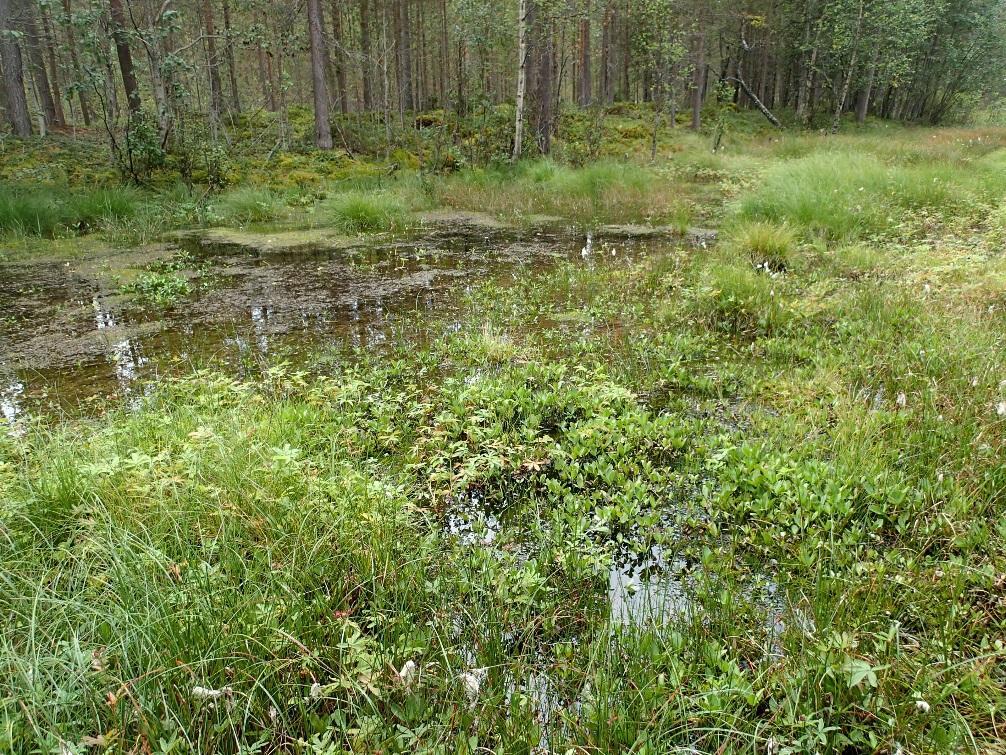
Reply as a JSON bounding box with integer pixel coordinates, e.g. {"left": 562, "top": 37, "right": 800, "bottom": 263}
{"left": 0, "top": 224, "right": 674, "bottom": 422}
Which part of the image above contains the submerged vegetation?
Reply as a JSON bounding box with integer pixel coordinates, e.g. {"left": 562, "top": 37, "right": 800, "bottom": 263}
{"left": 3, "top": 113, "right": 1006, "bottom": 752}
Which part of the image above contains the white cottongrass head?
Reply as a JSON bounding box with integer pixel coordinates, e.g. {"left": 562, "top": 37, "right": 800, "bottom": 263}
{"left": 915, "top": 699, "right": 931, "bottom": 714}
{"left": 459, "top": 668, "right": 485, "bottom": 705}
{"left": 397, "top": 660, "right": 417, "bottom": 688}
{"left": 997, "top": 401, "right": 1006, "bottom": 417}
{"left": 192, "top": 685, "right": 231, "bottom": 701}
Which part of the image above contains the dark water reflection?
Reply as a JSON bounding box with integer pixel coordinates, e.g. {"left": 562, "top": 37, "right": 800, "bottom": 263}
{"left": 0, "top": 227, "right": 657, "bottom": 421}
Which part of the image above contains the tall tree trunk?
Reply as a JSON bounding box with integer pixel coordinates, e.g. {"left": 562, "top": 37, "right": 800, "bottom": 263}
{"left": 529, "top": 1, "right": 553, "bottom": 154}
{"left": 17, "top": 0, "right": 60, "bottom": 126}
{"left": 319, "top": 0, "right": 337, "bottom": 108}
{"left": 108, "top": 0, "right": 141, "bottom": 114}
{"left": 40, "top": 5, "right": 65, "bottom": 125}
{"left": 772, "top": 50, "right": 784, "bottom": 110}
{"left": 257, "top": 40, "right": 275, "bottom": 110}
{"left": 359, "top": 0, "right": 374, "bottom": 110}
{"left": 830, "top": 0, "right": 863, "bottom": 133}
{"left": 512, "top": 0, "right": 528, "bottom": 162}
{"left": 202, "top": 0, "right": 223, "bottom": 128}
{"left": 396, "top": 0, "right": 413, "bottom": 112}
{"left": 455, "top": 37, "right": 465, "bottom": 117}
{"left": 619, "top": 0, "right": 628, "bottom": 100}
{"left": 439, "top": 0, "right": 448, "bottom": 108}
{"left": 599, "top": 0, "right": 613, "bottom": 104}
{"left": 140, "top": 27, "right": 172, "bottom": 144}
{"left": 60, "top": 0, "right": 91, "bottom": 125}
{"left": 690, "top": 28, "right": 705, "bottom": 130}
{"left": 577, "top": 0, "right": 591, "bottom": 107}
{"left": 307, "top": 0, "right": 332, "bottom": 148}
{"left": 795, "top": 0, "right": 820, "bottom": 125}
{"left": 221, "top": 0, "right": 241, "bottom": 113}
{"left": 331, "top": 0, "right": 348, "bottom": 113}
{"left": 0, "top": 0, "right": 32, "bottom": 136}
{"left": 856, "top": 49, "right": 878, "bottom": 125}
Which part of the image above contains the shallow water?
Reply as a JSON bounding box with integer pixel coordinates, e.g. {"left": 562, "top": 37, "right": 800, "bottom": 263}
{"left": 0, "top": 227, "right": 654, "bottom": 421}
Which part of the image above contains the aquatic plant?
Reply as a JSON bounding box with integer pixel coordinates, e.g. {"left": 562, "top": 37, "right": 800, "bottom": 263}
{"left": 122, "top": 271, "right": 192, "bottom": 307}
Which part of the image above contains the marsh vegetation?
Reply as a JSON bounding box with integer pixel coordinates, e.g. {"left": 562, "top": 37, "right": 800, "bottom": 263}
{"left": 3, "top": 0, "right": 1006, "bottom": 749}
{"left": 3, "top": 112, "right": 1006, "bottom": 753}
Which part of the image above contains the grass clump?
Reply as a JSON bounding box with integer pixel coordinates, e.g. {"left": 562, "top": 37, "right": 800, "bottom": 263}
{"left": 211, "top": 186, "right": 285, "bottom": 225}
{"left": 729, "top": 220, "right": 797, "bottom": 271}
{"left": 0, "top": 184, "right": 139, "bottom": 237}
{"left": 62, "top": 187, "right": 139, "bottom": 231}
{"left": 436, "top": 159, "right": 686, "bottom": 225}
{"left": 737, "top": 151, "right": 980, "bottom": 240}
{"left": 0, "top": 190, "right": 62, "bottom": 236}
{"left": 691, "top": 260, "right": 791, "bottom": 335}
{"left": 325, "top": 190, "right": 408, "bottom": 232}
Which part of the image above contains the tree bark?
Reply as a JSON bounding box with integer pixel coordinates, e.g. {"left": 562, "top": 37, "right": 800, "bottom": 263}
{"left": 577, "top": 0, "right": 591, "bottom": 107}
{"left": 0, "top": 0, "right": 32, "bottom": 136}
{"left": 17, "top": 0, "right": 60, "bottom": 126}
{"left": 307, "top": 0, "right": 332, "bottom": 148}
{"left": 529, "top": 1, "right": 553, "bottom": 154}
{"left": 331, "top": 1, "right": 348, "bottom": 112}
{"left": 690, "top": 28, "right": 705, "bottom": 130}
{"left": 257, "top": 42, "right": 274, "bottom": 110}
{"left": 830, "top": 0, "right": 863, "bottom": 133}
{"left": 108, "top": 0, "right": 141, "bottom": 114}
{"left": 359, "top": 0, "right": 374, "bottom": 110}
{"left": 512, "top": 0, "right": 528, "bottom": 162}
{"left": 40, "top": 5, "right": 65, "bottom": 125}
{"left": 60, "top": 0, "right": 91, "bottom": 125}
{"left": 221, "top": 0, "right": 241, "bottom": 113}
{"left": 599, "top": 0, "right": 613, "bottom": 104}
{"left": 202, "top": 0, "right": 223, "bottom": 126}
{"left": 855, "top": 48, "right": 878, "bottom": 125}
{"left": 438, "top": 0, "right": 447, "bottom": 108}
{"left": 395, "top": 0, "right": 413, "bottom": 113}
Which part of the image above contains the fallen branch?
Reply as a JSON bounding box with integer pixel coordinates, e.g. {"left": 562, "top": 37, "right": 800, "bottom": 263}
{"left": 726, "top": 76, "right": 782, "bottom": 129}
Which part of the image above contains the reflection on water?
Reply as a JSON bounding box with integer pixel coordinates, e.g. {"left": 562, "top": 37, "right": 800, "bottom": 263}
{"left": 1, "top": 380, "right": 24, "bottom": 425}
{"left": 0, "top": 228, "right": 656, "bottom": 420}
{"left": 608, "top": 545, "right": 693, "bottom": 626}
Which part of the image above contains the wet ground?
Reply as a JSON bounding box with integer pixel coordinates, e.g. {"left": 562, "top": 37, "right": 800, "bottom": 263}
{"left": 0, "top": 225, "right": 662, "bottom": 422}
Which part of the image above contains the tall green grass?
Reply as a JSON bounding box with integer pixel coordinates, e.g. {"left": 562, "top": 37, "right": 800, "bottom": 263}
{"left": 211, "top": 186, "right": 286, "bottom": 225}
{"left": 737, "top": 150, "right": 1005, "bottom": 240}
{"left": 436, "top": 159, "right": 687, "bottom": 225}
{"left": 325, "top": 190, "right": 408, "bottom": 232}
{"left": 0, "top": 184, "right": 139, "bottom": 236}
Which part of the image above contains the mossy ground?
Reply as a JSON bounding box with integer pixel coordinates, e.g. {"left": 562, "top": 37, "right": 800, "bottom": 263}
{"left": 3, "top": 112, "right": 1006, "bottom": 752}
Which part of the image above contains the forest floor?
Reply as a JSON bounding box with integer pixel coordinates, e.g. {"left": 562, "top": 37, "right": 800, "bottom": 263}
{"left": 3, "top": 111, "right": 1006, "bottom": 752}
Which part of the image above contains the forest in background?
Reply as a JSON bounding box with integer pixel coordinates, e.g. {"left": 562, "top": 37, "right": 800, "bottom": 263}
{"left": 2, "top": 0, "right": 1006, "bottom": 172}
